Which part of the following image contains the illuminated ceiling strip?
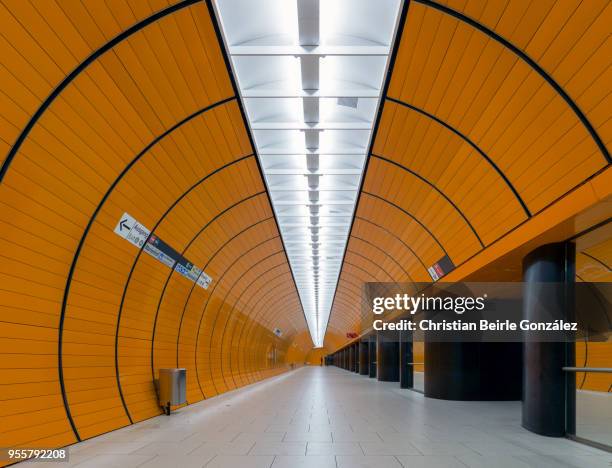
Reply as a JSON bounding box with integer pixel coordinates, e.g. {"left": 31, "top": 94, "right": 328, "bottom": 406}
{"left": 215, "top": 0, "right": 402, "bottom": 347}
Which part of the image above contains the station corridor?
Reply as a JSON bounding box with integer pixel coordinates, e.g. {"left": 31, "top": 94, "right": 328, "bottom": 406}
{"left": 0, "top": 0, "right": 611, "bottom": 466}
{"left": 16, "top": 366, "right": 612, "bottom": 468}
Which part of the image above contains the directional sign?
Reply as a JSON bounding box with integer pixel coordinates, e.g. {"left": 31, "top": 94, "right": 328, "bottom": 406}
{"left": 427, "top": 266, "right": 440, "bottom": 281}
{"left": 428, "top": 255, "right": 455, "bottom": 281}
{"left": 114, "top": 212, "right": 213, "bottom": 290}
{"left": 114, "top": 213, "right": 136, "bottom": 238}
{"left": 114, "top": 212, "right": 150, "bottom": 248}
{"left": 144, "top": 234, "right": 178, "bottom": 268}
{"left": 196, "top": 271, "right": 212, "bottom": 290}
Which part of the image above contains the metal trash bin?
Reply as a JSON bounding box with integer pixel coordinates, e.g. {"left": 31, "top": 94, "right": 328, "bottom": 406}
{"left": 158, "top": 368, "right": 186, "bottom": 415}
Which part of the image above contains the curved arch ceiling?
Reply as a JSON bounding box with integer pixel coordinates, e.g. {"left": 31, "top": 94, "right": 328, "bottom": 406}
{"left": 325, "top": 0, "right": 611, "bottom": 342}
{"left": 0, "top": 0, "right": 610, "bottom": 453}
{"left": 214, "top": 0, "right": 403, "bottom": 347}
{"left": 0, "top": 0, "right": 308, "bottom": 449}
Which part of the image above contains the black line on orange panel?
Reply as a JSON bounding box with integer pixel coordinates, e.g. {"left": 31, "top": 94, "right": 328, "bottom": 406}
{"left": 384, "top": 98, "right": 531, "bottom": 217}
{"left": 351, "top": 234, "right": 414, "bottom": 283}
{"left": 414, "top": 0, "right": 610, "bottom": 164}
{"left": 343, "top": 260, "right": 382, "bottom": 283}
{"left": 236, "top": 278, "right": 299, "bottom": 379}
{"left": 350, "top": 235, "right": 414, "bottom": 282}
{"left": 345, "top": 249, "right": 395, "bottom": 282}
{"left": 193, "top": 247, "right": 284, "bottom": 397}
{"left": 114, "top": 155, "right": 254, "bottom": 422}
{"left": 355, "top": 216, "right": 428, "bottom": 272}
{"left": 335, "top": 272, "right": 368, "bottom": 296}
{"left": 224, "top": 268, "right": 292, "bottom": 387}
{"left": 57, "top": 97, "right": 235, "bottom": 441}
{"left": 242, "top": 289, "right": 300, "bottom": 355}
{"left": 238, "top": 285, "right": 299, "bottom": 373}
{"left": 174, "top": 217, "right": 275, "bottom": 370}
{"left": 362, "top": 191, "right": 450, "bottom": 258}
{"left": 346, "top": 167, "right": 612, "bottom": 342}
{"left": 333, "top": 294, "right": 370, "bottom": 317}
{"left": 333, "top": 273, "right": 374, "bottom": 308}
{"left": 334, "top": 291, "right": 363, "bottom": 310}
{"left": 334, "top": 282, "right": 371, "bottom": 309}
{"left": 0, "top": 0, "right": 202, "bottom": 184}
{"left": 205, "top": 0, "right": 311, "bottom": 341}
{"left": 580, "top": 252, "right": 611, "bottom": 271}
{"left": 566, "top": 217, "right": 611, "bottom": 242}
{"left": 371, "top": 154, "right": 484, "bottom": 247}
{"left": 231, "top": 269, "right": 294, "bottom": 382}
{"left": 236, "top": 285, "right": 297, "bottom": 383}
{"left": 334, "top": 295, "right": 365, "bottom": 318}
{"left": 149, "top": 194, "right": 268, "bottom": 388}
{"left": 204, "top": 238, "right": 282, "bottom": 392}
{"left": 323, "top": 0, "right": 413, "bottom": 341}
{"left": 334, "top": 289, "right": 377, "bottom": 326}
{"left": 245, "top": 287, "right": 302, "bottom": 379}
{"left": 216, "top": 239, "right": 294, "bottom": 389}
{"left": 245, "top": 291, "right": 301, "bottom": 382}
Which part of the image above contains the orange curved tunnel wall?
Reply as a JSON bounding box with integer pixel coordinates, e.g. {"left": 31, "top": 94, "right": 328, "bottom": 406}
{"left": 0, "top": 0, "right": 308, "bottom": 455}
{"left": 325, "top": 0, "right": 611, "bottom": 353}
{"left": 1, "top": 0, "right": 611, "bottom": 460}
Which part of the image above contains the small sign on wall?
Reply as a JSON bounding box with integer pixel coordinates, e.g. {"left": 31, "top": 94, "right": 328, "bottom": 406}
{"left": 428, "top": 255, "right": 455, "bottom": 281}
{"left": 114, "top": 213, "right": 150, "bottom": 248}
{"left": 114, "top": 212, "right": 213, "bottom": 290}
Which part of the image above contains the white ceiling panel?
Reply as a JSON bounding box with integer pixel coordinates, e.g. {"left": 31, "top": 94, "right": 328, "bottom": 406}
{"left": 214, "top": 0, "right": 402, "bottom": 348}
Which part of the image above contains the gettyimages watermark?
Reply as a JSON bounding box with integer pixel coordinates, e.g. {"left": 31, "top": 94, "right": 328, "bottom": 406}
{"left": 362, "top": 282, "right": 611, "bottom": 342}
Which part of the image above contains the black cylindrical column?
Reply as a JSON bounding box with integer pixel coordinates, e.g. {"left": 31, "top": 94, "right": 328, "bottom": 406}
{"left": 399, "top": 330, "right": 413, "bottom": 389}
{"left": 377, "top": 332, "right": 400, "bottom": 382}
{"left": 359, "top": 341, "right": 369, "bottom": 375}
{"left": 522, "top": 242, "right": 575, "bottom": 437}
{"left": 424, "top": 341, "right": 522, "bottom": 400}
{"left": 368, "top": 335, "right": 376, "bottom": 378}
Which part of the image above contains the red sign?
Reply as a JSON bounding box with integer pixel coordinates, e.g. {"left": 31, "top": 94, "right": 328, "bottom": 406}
{"left": 346, "top": 332, "right": 358, "bottom": 339}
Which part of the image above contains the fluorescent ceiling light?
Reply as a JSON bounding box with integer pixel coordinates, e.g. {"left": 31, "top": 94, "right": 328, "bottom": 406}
{"left": 215, "top": 0, "right": 402, "bottom": 348}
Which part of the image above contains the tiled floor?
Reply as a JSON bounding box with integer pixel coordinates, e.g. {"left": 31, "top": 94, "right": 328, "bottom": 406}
{"left": 24, "top": 367, "right": 612, "bottom": 467}
{"left": 576, "top": 389, "right": 612, "bottom": 447}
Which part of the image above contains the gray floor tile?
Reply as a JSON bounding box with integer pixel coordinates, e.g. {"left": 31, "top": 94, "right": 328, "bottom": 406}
{"left": 359, "top": 441, "right": 421, "bottom": 456}
{"left": 250, "top": 441, "right": 307, "bottom": 455}
{"left": 52, "top": 368, "right": 610, "bottom": 468}
{"left": 204, "top": 455, "right": 274, "bottom": 468}
{"left": 337, "top": 455, "right": 403, "bottom": 467}
{"left": 396, "top": 455, "right": 466, "bottom": 468}
{"left": 306, "top": 442, "right": 363, "bottom": 455}
{"left": 271, "top": 455, "right": 336, "bottom": 468}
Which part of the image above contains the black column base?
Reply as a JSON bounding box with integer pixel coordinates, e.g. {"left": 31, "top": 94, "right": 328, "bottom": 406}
{"left": 399, "top": 337, "right": 413, "bottom": 389}
{"left": 424, "top": 341, "right": 522, "bottom": 401}
{"left": 359, "top": 341, "right": 369, "bottom": 375}
{"left": 522, "top": 243, "right": 575, "bottom": 437}
{"left": 368, "top": 335, "right": 376, "bottom": 378}
{"left": 377, "top": 333, "right": 400, "bottom": 382}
